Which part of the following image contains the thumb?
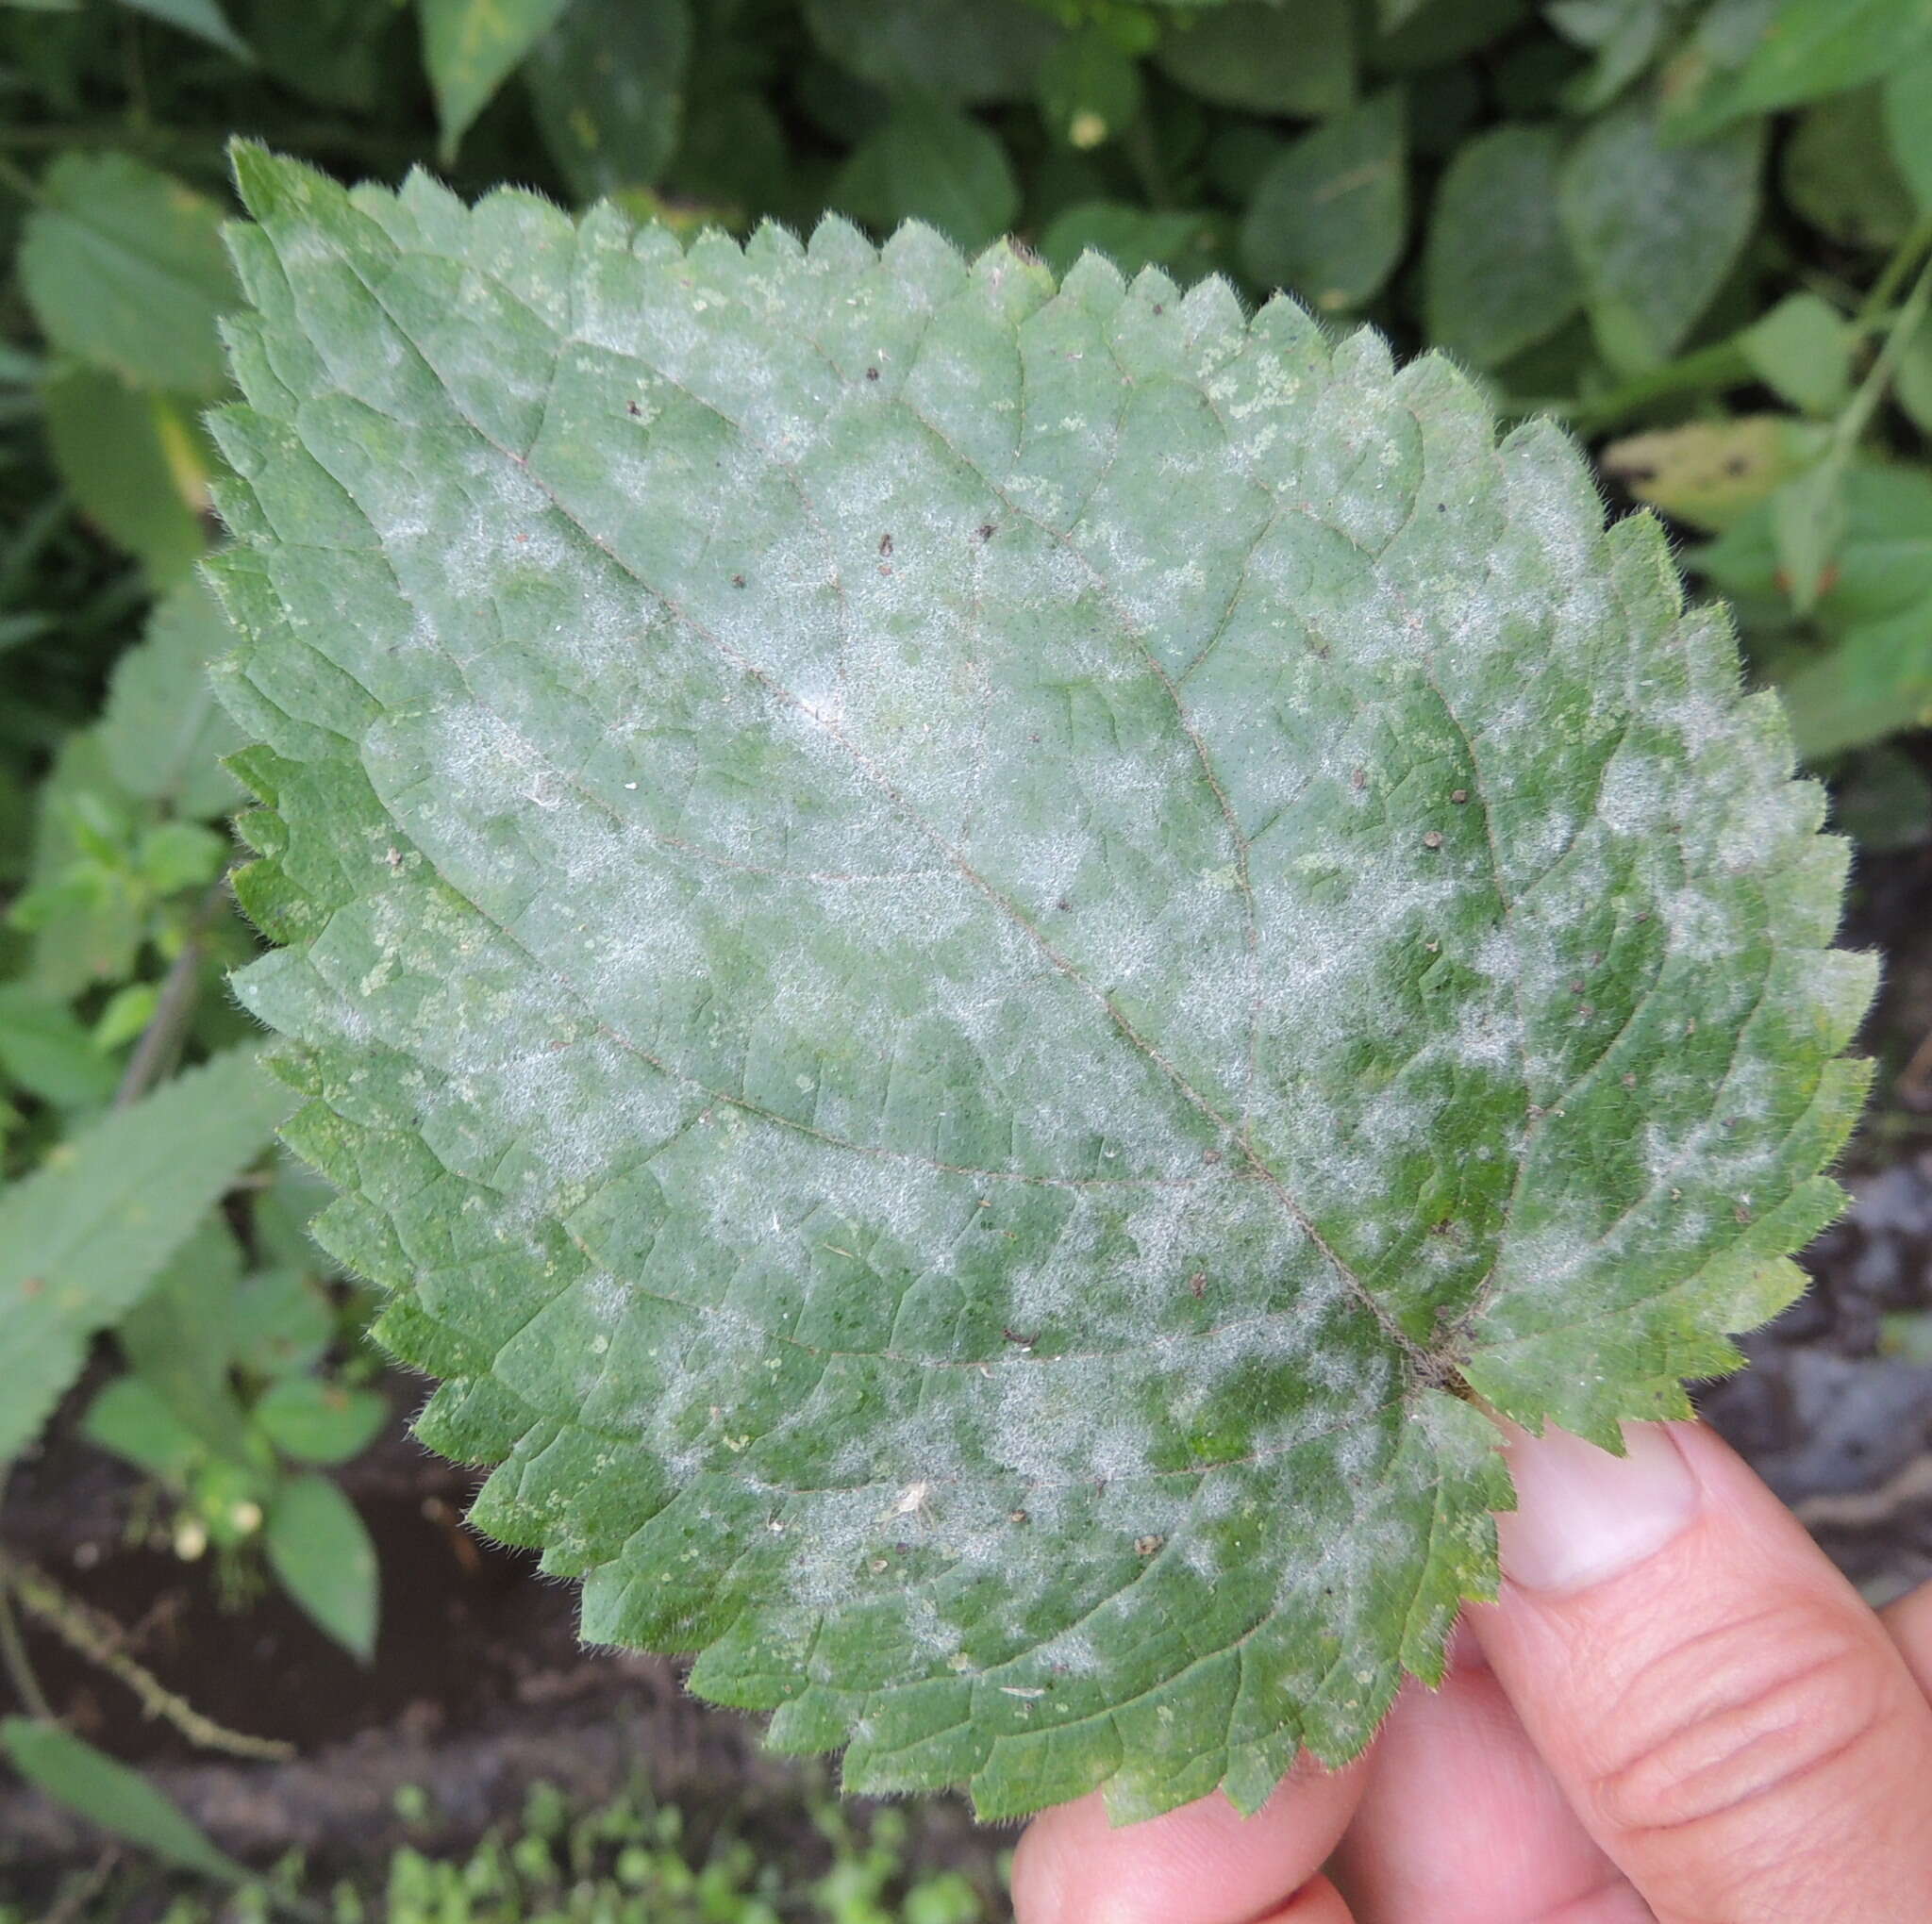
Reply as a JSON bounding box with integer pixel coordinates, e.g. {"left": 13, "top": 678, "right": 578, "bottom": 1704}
{"left": 1472, "top": 1418, "right": 1932, "bottom": 1920}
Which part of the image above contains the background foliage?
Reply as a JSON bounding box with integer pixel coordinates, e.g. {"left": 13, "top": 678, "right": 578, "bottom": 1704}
{"left": 3, "top": 0, "right": 1932, "bottom": 1899}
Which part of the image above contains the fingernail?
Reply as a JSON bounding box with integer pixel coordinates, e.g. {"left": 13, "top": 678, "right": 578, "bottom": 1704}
{"left": 1497, "top": 1422, "right": 1699, "bottom": 1594}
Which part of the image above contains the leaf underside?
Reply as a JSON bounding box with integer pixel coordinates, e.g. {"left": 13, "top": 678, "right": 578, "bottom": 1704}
{"left": 208, "top": 146, "right": 1873, "bottom": 1823}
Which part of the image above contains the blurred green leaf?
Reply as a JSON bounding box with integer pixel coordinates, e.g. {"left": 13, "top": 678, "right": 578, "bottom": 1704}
{"left": 1037, "top": 26, "right": 1141, "bottom": 150}
{"left": 1740, "top": 292, "right": 1855, "bottom": 413}
{"left": 134, "top": 818, "right": 226, "bottom": 893}
{"left": 1371, "top": 0, "right": 1528, "bottom": 74}
{"left": 231, "top": 1265, "right": 335, "bottom": 1378}
{"left": 1559, "top": 95, "right": 1761, "bottom": 372}
{"left": 834, "top": 102, "right": 1019, "bottom": 249}
{"left": 0, "top": 1719, "right": 247, "bottom": 1883}
{"left": 803, "top": 0, "right": 1062, "bottom": 104}
{"left": 1672, "top": 0, "right": 1932, "bottom": 134}
{"left": 1895, "top": 313, "right": 1932, "bottom": 433}
{"left": 91, "top": 981, "right": 160, "bottom": 1053}
{"left": 1424, "top": 122, "right": 1579, "bottom": 369}
{"left": 115, "top": 1215, "right": 258, "bottom": 1461}
{"left": 419, "top": 0, "right": 573, "bottom": 160}
{"left": 119, "top": 0, "right": 250, "bottom": 58}
{"left": 233, "top": 0, "right": 404, "bottom": 109}
{"left": 1155, "top": 0, "right": 1355, "bottom": 116}
{"left": 18, "top": 153, "right": 232, "bottom": 395}
{"left": 526, "top": 0, "right": 690, "bottom": 200}
{"left": 1701, "top": 462, "right": 1932, "bottom": 622}
{"left": 0, "top": 1048, "right": 293, "bottom": 1462}
{"left": 96, "top": 579, "right": 245, "bottom": 821}
{"left": 1241, "top": 90, "right": 1406, "bottom": 310}
{"left": 1884, "top": 51, "right": 1932, "bottom": 210}
{"left": 1548, "top": 0, "right": 1668, "bottom": 111}
{"left": 1772, "top": 458, "right": 1848, "bottom": 614}
{"left": 0, "top": 986, "right": 120, "bottom": 1108}
{"left": 82, "top": 1373, "right": 204, "bottom": 1477}
{"left": 255, "top": 1376, "right": 387, "bottom": 1464}
{"left": 1777, "top": 603, "right": 1932, "bottom": 756}
{"left": 1784, "top": 89, "right": 1917, "bottom": 249}
{"left": 266, "top": 1473, "right": 378, "bottom": 1661}
{"left": 1038, "top": 202, "right": 1216, "bottom": 278}
{"left": 16, "top": 735, "right": 145, "bottom": 998}
{"left": 42, "top": 367, "right": 210, "bottom": 585}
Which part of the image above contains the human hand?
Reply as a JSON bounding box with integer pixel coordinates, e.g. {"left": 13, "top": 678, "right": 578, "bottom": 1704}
{"left": 1011, "top": 1419, "right": 1932, "bottom": 1921}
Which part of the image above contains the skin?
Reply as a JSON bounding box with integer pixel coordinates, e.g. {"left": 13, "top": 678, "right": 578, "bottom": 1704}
{"left": 1011, "top": 1420, "right": 1932, "bottom": 1923}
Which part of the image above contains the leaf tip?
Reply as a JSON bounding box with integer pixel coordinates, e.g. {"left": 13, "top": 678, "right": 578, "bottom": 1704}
{"left": 226, "top": 141, "right": 329, "bottom": 224}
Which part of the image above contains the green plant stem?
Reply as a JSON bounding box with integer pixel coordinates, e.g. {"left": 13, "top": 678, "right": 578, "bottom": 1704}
{"left": 1856, "top": 211, "right": 1932, "bottom": 336}
{"left": 1536, "top": 340, "right": 1752, "bottom": 433}
{"left": 2, "top": 1554, "right": 294, "bottom": 1761}
{"left": 0, "top": 1577, "right": 53, "bottom": 1721}
{"left": 113, "top": 876, "right": 229, "bottom": 1110}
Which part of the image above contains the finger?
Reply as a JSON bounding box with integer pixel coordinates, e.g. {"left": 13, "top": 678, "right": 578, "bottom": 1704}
{"left": 1474, "top": 1418, "right": 1932, "bottom": 1921}
{"left": 1255, "top": 1876, "right": 1355, "bottom": 1923}
{"left": 1881, "top": 1576, "right": 1932, "bottom": 1700}
{"left": 1010, "top": 1755, "right": 1369, "bottom": 1924}
{"left": 1333, "top": 1630, "right": 1641, "bottom": 1923}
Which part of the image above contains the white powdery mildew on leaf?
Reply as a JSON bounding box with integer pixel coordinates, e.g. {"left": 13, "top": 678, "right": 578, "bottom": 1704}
{"left": 209, "top": 147, "right": 1873, "bottom": 1823}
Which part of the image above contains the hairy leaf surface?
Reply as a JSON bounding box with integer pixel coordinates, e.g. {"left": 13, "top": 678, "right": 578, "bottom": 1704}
{"left": 209, "top": 148, "right": 1871, "bottom": 1821}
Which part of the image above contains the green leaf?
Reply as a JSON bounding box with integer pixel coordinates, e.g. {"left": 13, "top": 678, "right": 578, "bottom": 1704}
{"left": 255, "top": 1375, "right": 388, "bottom": 1463}
{"left": 13, "top": 735, "right": 145, "bottom": 998}
{"left": 1776, "top": 606, "right": 1932, "bottom": 758}
{"left": 525, "top": 0, "right": 691, "bottom": 202}
{"left": 1559, "top": 96, "right": 1761, "bottom": 373}
{"left": 1241, "top": 91, "right": 1407, "bottom": 311}
{"left": 1699, "top": 462, "right": 1932, "bottom": 626}
{"left": 1783, "top": 89, "right": 1917, "bottom": 250}
{"left": 231, "top": 1265, "right": 335, "bottom": 1377}
{"left": 92, "top": 982, "right": 161, "bottom": 1053}
{"left": 82, "top": 1374, "right": 206, "bottom": 1478}
{"left": 97, "top": 580, "right": 245, "bottom": 820}
{"left": 1424, "top": 124, "right": 1580, "bottom": 370}
{"left": 42, "top": 367, "right": 211, "bottom": 585}
{"left": 418, "top": 0, "right": 573, "bottom": 162}
{"left": 1739, "top": 293, "right": 1854, "bottom": 415}
{"left": 834, "top": 105, "right": 1019, "bottom": 252}
{"left": 803, "top": 0, "right": 1064, "bottom": 105}
{"left": 1895, "top": 313, "right": 1932, "bottom": 433}
{"left": 118, "top": 0, "right": 251, "bottom": 59}
{"left": 1371, "top": 0, "right": 1527, "bottom": 75}
{"left": 0, "top": 985, "right": 121, "bottom": 1109}
{"left": 1548, "top": 0, "right": 1668, "bottom": 112}
{"left": 212, "top": 149, "right": 1871, "bottom": 1821}
{"left": 18, "top": 154, "right": 233, "bottom": 395}
{"left": 1155, "top": 0, "right": 1355, "bottom": 117}
{"left": 1883, "top": 52, "right": 1932, "bottom": 210}
{"left": 265, "top": 1473, "right": 378, "bottom": 1660}
{"left": 116, "top": 1216, "right": 259, "bottom": 1462}
{"left": 0, "top": 1049, "right": 294, "bottom": 1462}
{"left": 1036, "top": 27, "right": 1142, "bottom": 151}
{"left": 1771, "top": 460, "right": 1846, "bottom": 615}
{"left": 0, "top": 1719, "right": 247, "bottom": 1882}
{"left": 232, "top": 0, "right": 404, "bottom": 110}
{"left": 1672, "top": 0, "right": 1932, "bottom": 134}
{"left": 1037, "top": 203, "right": 1216, "bottom": 281}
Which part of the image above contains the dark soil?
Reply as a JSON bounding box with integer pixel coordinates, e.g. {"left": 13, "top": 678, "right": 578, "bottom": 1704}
{"left": 6, "top": 838, "right": 1932, "bottom": 1899}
